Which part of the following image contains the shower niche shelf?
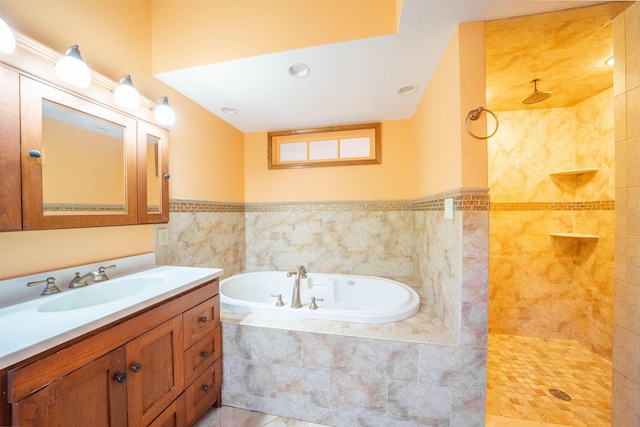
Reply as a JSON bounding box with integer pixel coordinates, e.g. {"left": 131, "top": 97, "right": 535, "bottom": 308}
{"left": 550, "top": 232, "right": 599, "bottom": 239}
{"left": 549, "top": 167, "right": 599, "bottom": 176}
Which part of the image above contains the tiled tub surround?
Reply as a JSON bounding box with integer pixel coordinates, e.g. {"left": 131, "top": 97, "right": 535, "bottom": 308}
{"left": 221, "top": 311, "right": 486, "bottom": 427}
{"left": 488, "top": 88, "right": 616, "bottom": 361}
{"left": 155, "top": 199, "right": 246, "bottom": 278}
{"left": 157, "top": 191, "right": 489, "bottom": 426}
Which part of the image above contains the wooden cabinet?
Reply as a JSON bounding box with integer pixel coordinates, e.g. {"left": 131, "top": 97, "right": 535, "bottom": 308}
{"left": 12, "top": 348, "right": 128, "bottom": 426}
{"left": 0, "top": 65, "right": 21, "bottom": 231}
{"left": 6, "top": 279, "right": 222, "bottom": 427}
{"left": 1, "top": 32, "right": 170, "bottom": 231}
{"left": 127, "top": 316, "right": 184, "bottom": 427}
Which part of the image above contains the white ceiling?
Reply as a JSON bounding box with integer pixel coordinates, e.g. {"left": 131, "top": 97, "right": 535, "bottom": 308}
{"left": 155, "top": 0, "right": 609, "bottom": 133}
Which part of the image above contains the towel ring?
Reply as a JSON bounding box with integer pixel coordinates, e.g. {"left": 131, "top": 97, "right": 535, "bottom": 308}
{"left": 465, "top": 107, "right": 499, "bottom": 139}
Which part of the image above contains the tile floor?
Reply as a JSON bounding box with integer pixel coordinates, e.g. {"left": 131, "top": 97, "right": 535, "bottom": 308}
{"left": 486, "top": 334, "right": 613, "bottom": 427}
{"left": 193, "top": 405, "right": 330, "bottom": 427}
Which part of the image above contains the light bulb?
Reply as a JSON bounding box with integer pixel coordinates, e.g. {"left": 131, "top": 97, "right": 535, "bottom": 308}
{"left": 113, "top": 75, "right": 140, "bottom": 109}
{"left": 154, "top": 97, "right": 176, "bottom": 126}
{"left": 55, "top": 45, "right": 91, "bottom": 88}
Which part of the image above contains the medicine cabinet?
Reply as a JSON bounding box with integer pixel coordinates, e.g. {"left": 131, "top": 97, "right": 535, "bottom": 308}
{"left": 0, "top": 63, "right": 169, "bottom": 231}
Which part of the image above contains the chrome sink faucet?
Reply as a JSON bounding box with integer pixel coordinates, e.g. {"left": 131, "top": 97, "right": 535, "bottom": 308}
{"left": 69, "top": 264, "right": 116, "bottom": 288}
{"left": 286, "top": 265, "right": 307, "bottom": 308}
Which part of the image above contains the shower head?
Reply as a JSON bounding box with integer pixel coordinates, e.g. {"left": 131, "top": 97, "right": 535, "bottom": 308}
{"left": 521, "top": 79, "right": 552, "bottom": 104}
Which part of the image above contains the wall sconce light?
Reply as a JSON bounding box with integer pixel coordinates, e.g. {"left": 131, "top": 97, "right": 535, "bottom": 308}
{"left": 113, "top": 75, "right": 140, "bottom": 109}
{"left": 153, "top": 97, "right": 176, "bottom": 126}
{"left": 0, "top": 16, "right": 16, "bottom": 53}
{"left": 55, "top": 45, "right": 91, "bottom": 88}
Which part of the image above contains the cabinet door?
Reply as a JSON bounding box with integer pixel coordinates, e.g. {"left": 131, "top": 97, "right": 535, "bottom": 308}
{"left": 126, "top": 315, "right": 184, "bottom": 427}
{"left": 0, "top": 65, "right": 21, "bottom": 231}
{"left": 12, "top": 347, "right": 128, "bottom": 427}
{"left": 20, "top": 76, "right": 138, "bottom": 229}
{"left": 138, "top": 120, "right": 169, "bottom": 223}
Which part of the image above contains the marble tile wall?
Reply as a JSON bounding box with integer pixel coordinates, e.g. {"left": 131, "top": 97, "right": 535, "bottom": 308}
{"left": 612, "top": 4, "right": 640, "bottom": 426}
{"left": 488, "top": 88, "right": 615, "bottom": 360}
{"left": 154, "top": 199, "right": 246, "bottom": 278}
{"left": 222, "top": 322, "right": 487, "bottom": 427}
{"left": 244, "top": 202, "right": 415, "bottom": 278}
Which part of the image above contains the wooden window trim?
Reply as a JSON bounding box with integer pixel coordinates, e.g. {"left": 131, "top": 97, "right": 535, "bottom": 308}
{"left": 268, "top": 122, "right": 381, "bottom": 169}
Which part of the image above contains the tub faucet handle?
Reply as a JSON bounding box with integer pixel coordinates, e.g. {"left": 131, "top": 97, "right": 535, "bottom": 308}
{"left": 309, "top": 297, "right": 324, "bottom": 310}
{"left": 271, "top": 294, "right": 285, "bottom": 306}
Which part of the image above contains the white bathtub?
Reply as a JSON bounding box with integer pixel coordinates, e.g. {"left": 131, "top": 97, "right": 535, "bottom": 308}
{"left": 219, "top": 271, "right": 420, "bottom": 323}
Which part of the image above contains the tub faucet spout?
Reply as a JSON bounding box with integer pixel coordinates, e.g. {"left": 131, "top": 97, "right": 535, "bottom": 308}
{"left": 286, "top": 266, "right": 307, "bottom": 308}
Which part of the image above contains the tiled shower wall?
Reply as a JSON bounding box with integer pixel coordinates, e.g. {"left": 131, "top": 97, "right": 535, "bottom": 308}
{"left": 612, "top": 4, "right": 640, "bottom": 426}
{"left": 488, "top": 88, "right": 615, "bottom": 360}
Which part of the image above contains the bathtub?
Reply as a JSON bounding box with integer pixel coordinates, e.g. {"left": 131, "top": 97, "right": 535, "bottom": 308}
{"left": 219, "top": 271, "right": 420, "bottom": 323}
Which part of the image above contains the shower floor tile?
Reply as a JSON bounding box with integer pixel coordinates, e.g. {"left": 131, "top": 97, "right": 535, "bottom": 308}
{"left": 487, "top": 334, "right": 612, "bottom": 427}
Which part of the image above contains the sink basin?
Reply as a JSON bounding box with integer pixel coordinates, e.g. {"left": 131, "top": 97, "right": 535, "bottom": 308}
{"left": 37, "top": 277, "right": 164, "bottom": 313}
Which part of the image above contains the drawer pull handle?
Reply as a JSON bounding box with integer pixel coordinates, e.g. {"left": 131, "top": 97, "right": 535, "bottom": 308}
{"left": 115, "top": 372, "right": 127, "bottom": 383}
{"left": 200, "top": 316, "right": 208, "bottom": 323}
{"left": 201, "top": 351, "right": 209, "bottom": 358}
{"left": 131, "top": 363, "right": 143, "bottom": 373}
{"left": 202, "top": 384, "right": 209, "bottom": 392}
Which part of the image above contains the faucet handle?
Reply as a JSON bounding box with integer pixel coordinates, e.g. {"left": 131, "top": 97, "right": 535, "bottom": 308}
{"left": 271, "top": 294, "right": 285, "bottom": 306}
{"left": 27, "top": 277, "right": 62, "bottom": 295}
{"left": 97, "top": 264, "right": 116, "bottom": 280}
{"left": 309, "top": 297, "right": 323, "bottom": 310}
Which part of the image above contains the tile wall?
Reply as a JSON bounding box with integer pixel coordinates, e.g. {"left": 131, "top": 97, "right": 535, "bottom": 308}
{"left": 488, "top": 88, "right": 616, "bottom": 360}
{"left": 157, "top": 189, "right": 489, "bottom": 426}
{"left": 612, "top": 3, "right": 640, "bottom": 426}
{"left": 155, "top": 199, "right": 246, "bottom": 278}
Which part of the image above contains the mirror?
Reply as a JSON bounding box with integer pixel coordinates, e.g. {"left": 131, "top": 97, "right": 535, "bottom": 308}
{"left": 20, "top": 76, "right": 138, "bottom": 229}
{"left": 146, "top": 134, "right": 161, "bottom": 214}
{"left": 137, "top": 120, "right": 169, "bottom": 223}
{"left": 41, "top": 100, "right": 126, "bottom": 215}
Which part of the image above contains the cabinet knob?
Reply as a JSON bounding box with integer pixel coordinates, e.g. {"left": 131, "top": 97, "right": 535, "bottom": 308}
{"left": 115, "top": 372, "right": 128, "bottom": 383}
{"left": 201, "top": 351, "right": 209, "bottom": 359}
{"left": 163, "top": 173, "right": 170, "bottom": 179}
{"left": 200, "top": 316, "right": 208, "bottom": 323}
{"left": 28, "top": 149, "right": 42, "bottom": 158}
{"left": 131, "top": 362, "right": 143, "bottom": 373}
{"left": 202, "top": 384, "right": 209, "bottom": 392}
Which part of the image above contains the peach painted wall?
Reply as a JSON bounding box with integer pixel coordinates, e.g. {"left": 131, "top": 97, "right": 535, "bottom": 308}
{"left": 243, "top": 120, "right": 414, "bottom": 203}
{"left": 151, "top": 0, "right": 399, "bottom": 73}
{"left": 412, "top": 22, "right": 487, "bottom": 198}
{"left": 0, "top": 0, "right": 244, "bottom": 279}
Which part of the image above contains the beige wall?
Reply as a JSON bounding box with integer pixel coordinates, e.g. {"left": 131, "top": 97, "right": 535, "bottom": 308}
{"left": 0, "top": 0, "right": 244, "bottom": 279}
{"left": 412, "top": 22, "right": 488, "bottom": 198}
{"left": 244, "top": 120, "right": 414, "bottom": 203}
{"left": 612, "top": 3, "right": 640, "bottom": 425}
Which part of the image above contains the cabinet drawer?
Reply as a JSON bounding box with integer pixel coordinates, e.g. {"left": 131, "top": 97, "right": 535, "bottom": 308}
{"left": 182, "top": 295, "right": 220, "bottom": 350}
{"left": 148, "top": 394, "right": 185, "bottom": 427}
{"left": 185, "top": 359, "right": 222, "bottom": 426}
{"left": 183, "top": 326, "right": 221, "bottom": 386}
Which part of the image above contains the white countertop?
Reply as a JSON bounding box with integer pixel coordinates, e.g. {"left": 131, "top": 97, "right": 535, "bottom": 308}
{"left": 0, "top": 262, "right": 222, "bottom": 370}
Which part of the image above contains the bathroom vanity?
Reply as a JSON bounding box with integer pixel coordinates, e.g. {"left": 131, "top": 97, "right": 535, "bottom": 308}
{"left": 0, "top": 256, "right": 223, "bottom": 427}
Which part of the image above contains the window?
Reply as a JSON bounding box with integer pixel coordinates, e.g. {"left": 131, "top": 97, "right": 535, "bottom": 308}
{"left": 268, "top": 123, "right": 380, "bottom": 169}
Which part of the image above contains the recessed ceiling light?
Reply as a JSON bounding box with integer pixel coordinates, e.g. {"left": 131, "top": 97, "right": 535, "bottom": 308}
{"left": 221, "top": 107, "right": 238, "bottom": 115}
{"left": 288, "top": 63, "right": 310, "bottom": 78}
{"left": 606, "top": 57, "right": 614, "bottom": 66}
{"left": 397, "top": 85, "right": 417, "bottom": 96}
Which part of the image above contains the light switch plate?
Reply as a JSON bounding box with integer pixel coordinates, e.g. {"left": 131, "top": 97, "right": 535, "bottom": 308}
{"left": 444, "top": 198, "right": 454, "bottom": 219}
{"left": 158, "top": 228, "right": 169, "bottom": 246}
